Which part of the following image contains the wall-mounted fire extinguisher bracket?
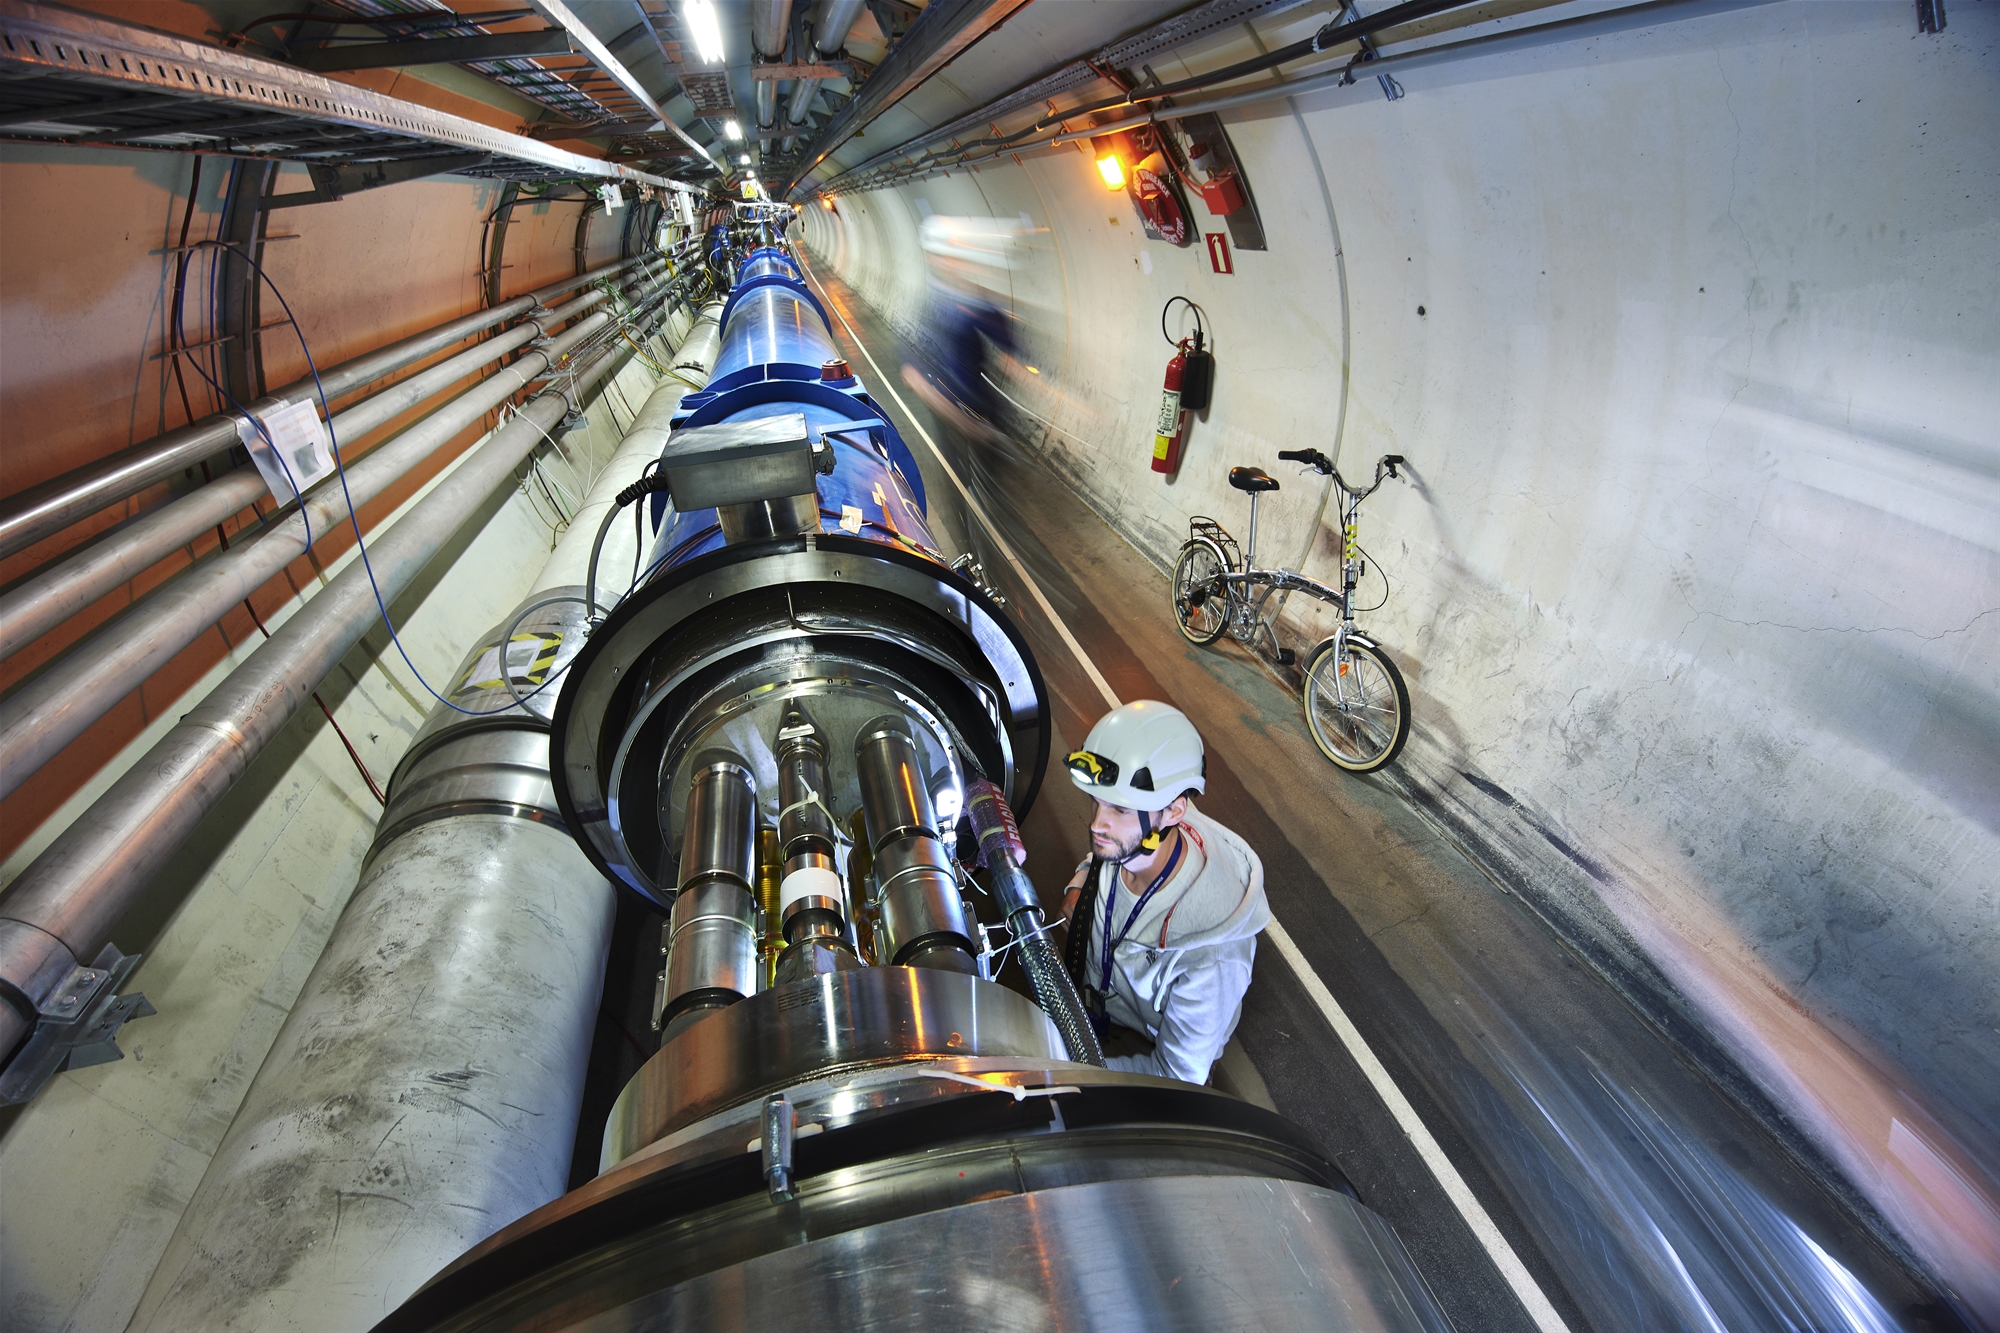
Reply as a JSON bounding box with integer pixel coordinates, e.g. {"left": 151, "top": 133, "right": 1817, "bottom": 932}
{"left": 1153, "top": 297, "right": 1214, "bottom": 476}
{"left": 1163, "top": 296, "right": 1213, "bottom": 412}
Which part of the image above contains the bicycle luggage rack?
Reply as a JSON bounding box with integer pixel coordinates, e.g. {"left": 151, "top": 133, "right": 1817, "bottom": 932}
{"left": 1189, "top": 517, "right": 1240, "bottom": 570}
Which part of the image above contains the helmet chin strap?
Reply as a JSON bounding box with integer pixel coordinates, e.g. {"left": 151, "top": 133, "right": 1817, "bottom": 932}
{"left": 1139, "top": 809, "right": 1163, "bottom": 852}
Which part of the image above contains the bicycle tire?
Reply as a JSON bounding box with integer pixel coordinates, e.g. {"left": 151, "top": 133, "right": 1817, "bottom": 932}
{"left": 1302, "top": 637, "right": 1411, "bottom": 772}
{"left": 1172, "top": 539, "right": 1232, "bottom": 645}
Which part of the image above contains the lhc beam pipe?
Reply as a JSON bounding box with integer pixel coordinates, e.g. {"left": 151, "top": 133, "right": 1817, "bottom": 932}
{"left": 0, "top": 306, "right": 618, "bottom": 805}
{"left": 0, "top": 257, "right": 645, "bottom": 562}
{"left": 0, "top": 290, "right": 610, "bottom": 661}
{"left": 0, "top": 332, "right": 648, "bottom": 1072}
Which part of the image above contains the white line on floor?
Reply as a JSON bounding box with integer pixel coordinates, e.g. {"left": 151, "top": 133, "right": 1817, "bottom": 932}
{"left": 799, "top": 254, "right": 1571, "bottom": 1333}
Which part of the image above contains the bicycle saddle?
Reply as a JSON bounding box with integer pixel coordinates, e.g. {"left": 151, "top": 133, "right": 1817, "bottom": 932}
{"left": 1228, "top": 466, "right": 1280, "bottom": 493}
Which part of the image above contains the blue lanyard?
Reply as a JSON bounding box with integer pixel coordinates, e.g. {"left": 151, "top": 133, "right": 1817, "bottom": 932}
{"left": 1099, "top": 834, "right": 1185, "bottom": 995}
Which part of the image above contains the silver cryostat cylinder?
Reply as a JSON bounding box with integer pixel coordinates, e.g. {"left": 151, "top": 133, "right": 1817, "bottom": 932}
{"left": 661, "top": 754, "right": 759, "bottom": 1030}
{"left": 775, "top": 711, "right": 843, "bottom": 938}
{"left": 855, "top": 718, "right": 975, "bottom": 971}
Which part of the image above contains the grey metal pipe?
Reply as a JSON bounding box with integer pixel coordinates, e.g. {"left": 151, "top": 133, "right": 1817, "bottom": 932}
{"left": 786, "top": 76, "right": 820, "bottom": 126}
{"left": 662, "top": 756, "right": 760, "bottom": 1028}
{"left": 1050, "top": 0, "right": 1785, "bottom": 146}
{"left": 0, "top": 291, "right": 610, "bottom": 661}
{"left": 855, "top": 718, "right": 976, "bottom": 972}
{"left": 812, "top": 0, "right": 865, "bottom": 55}
{"left": 0, "top": 306, "right": 622, "bottom": 804}
{"left": 127, "top": 306, "right": 710, "bottom": 1325}
{"left": 756, "top": 77, "right": 778, "bottom": 131}
{"left": 751, "top": 0, "right": 792, "bottom": 59}
{"left": 0, "top": 258, "right": 645, "bottom": 562}
{"left": 0, "top": 334, "right": 647, "bottom": 1068}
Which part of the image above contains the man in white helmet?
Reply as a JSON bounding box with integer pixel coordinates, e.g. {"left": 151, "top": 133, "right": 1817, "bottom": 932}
{"left": 1058, "top": 700, "right": 1270, "bottom": 1086}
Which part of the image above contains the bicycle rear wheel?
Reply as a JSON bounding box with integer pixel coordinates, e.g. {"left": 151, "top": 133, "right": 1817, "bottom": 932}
{"left": 1302, "top": 637, "right": 1411, "bottom": 772}
{"left": 1172, "top": 540, "right": 1232, "bottom": 645}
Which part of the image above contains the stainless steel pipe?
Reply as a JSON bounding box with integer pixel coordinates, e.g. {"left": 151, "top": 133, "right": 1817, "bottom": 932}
{"left": 0, "top": 257, "right": 645, "bottom": 562}
{"left": 0, "top": 290, "right": 610, "bottom": 661}
{"left": 662, "top": 754, "right": 760, "bottom": 1030}
{"left": 855, "top": 718, "right": 976, "bottom": 971}
{"left": 0, "top": 331, "right": 650, "bottom": 1068}
{"left": 0, "top": 304, "right": 624, "bottom": 803}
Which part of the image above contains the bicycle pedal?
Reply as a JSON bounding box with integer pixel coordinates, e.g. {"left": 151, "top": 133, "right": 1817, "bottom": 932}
{"left": 1275, "top": 648, "right": 1296, "bottom": 666}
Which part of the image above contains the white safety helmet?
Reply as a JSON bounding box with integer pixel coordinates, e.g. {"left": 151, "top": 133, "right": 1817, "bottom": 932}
{"left": 1066, "top": 701, "right": 1206, "bottom": 813}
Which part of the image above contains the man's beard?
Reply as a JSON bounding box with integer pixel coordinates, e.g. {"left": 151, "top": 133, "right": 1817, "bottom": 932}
{"left": 1093, "top": 826, "right": 1150, "bottom": 865}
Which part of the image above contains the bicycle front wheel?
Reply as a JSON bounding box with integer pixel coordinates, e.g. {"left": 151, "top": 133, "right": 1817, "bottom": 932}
{"left": 1303, "top": 638, "right": 1411, "bottom": 772}
{"left": 1172, "top": 540, "right": 1232, "bottom": 645}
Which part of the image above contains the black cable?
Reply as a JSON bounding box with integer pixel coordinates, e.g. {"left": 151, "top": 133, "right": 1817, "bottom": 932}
{"left": 1161, "top": 296, "right": 1206, "bottom": 349}
{"left": 584, "top": 471, "right": 673, "bottom": 622}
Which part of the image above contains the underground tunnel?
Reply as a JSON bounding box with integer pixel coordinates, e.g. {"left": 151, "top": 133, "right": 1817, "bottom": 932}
{"left": 0, "top": 0, "right": 1994, "bottom": 1329}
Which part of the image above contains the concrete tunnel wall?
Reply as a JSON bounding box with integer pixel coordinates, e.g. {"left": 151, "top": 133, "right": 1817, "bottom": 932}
{"left": 797, "top": 0, "right": 1999, "bottom": 1306}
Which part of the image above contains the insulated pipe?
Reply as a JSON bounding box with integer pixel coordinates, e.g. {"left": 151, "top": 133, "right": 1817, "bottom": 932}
{"left": 0, "top": 291, "right": 611, "bottom": 661}
{"left": 0, "top": 305, "right": 623, "bottom": 805}
{"left": 784, "top": 0, "right": 865, "bottom": 130}
{"left": 966, "top": 778, "right": 1104, "bottom": 1066}
{"left": 128, "top": 325, "right": 706, "bottom": 1329}
{"left": 751, "top": 0, "right": 793, "bottom": 58}
{"left": 0, "top": 257, "right": 645, "bottom": 562}
{"left": 755, "top": 78, "right": 779, "bottom": 132}
{"left": 811, "top": 0, "right": 865, "bottom": 56}
{"left": 0, "top": 332, "right": 650, "bottom": 1071}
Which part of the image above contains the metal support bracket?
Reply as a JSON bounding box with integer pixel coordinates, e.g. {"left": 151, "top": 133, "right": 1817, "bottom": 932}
{"left": 761, "top": 1093, "right": 797, "bottom": 1199}
{"left": 1341, "top": 1, "right": 1405, "bottom": 101}
{"left": 0, "top": 945, "right": 154, "bottom": 1105}
{"left": 1916, "top": 0, "right": 1946, "bottom": 32}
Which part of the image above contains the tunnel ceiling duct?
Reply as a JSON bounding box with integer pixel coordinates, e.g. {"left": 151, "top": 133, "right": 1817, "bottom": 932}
{"left": 0, "top": 0, "right": 689, "bottom": 186}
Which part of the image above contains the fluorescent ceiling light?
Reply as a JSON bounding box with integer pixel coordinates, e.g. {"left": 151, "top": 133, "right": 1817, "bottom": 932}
{"left": 739, "top": 153, "right": 752, "bottom": 165}
{"left": 724, "top": 118, "right": 743, "bottom": 140}
{"left": 684, "top": 0, "right": 725, "bottom": 64}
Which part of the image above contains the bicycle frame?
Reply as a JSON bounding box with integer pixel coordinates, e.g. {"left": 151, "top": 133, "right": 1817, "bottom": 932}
{"left": 1200, "top": 467, "right": 1375, "bottom": 667}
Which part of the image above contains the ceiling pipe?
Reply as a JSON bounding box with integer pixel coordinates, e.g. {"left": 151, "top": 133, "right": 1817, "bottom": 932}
{"left": 0, "top": 297, "right": 619, "bottom": 805}
{"left": 787, "top": 0, "right": 1032, "bottom": 191}
{"left": 0, "top": 281, "right": 679, "bottom": 1081}
{"left": 0, "top": 258, "right": 646, "bottom": 564}
{"left": 752, "top": 0, "right": 794, "bottom": 59}
{"left": 0, "top": 290, "right": 623, "bottom": 663}
{"left": 785, "top": 0, "right": 867, "bottom": 131}
{"left": 812, "top": 0, "right": 867, "bottom": 57}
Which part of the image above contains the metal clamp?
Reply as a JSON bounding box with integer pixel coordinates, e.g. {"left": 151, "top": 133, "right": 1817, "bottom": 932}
{"left": 0, "top": 945, "right": 155, "bottom": 1105}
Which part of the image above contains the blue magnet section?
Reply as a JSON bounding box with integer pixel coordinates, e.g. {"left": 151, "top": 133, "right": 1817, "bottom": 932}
{"left": 646, "top": 394, "right": 937, "bottom": 572}
{"left": 640, "top": 252, "right": 937, "bottom": 581}
{"left": 737, "top": 246, "right": 801, "bottom": 282}
{"left": 710, "top": 284, "right": 838, "bottom": 392}
{"left": 717, "top": 272, "right": 830, "bottom": 352}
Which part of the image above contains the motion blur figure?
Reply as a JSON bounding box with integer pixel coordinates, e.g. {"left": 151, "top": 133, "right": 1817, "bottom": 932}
{"left": 902, "top": 214, "right": 1022, "bottom": 442}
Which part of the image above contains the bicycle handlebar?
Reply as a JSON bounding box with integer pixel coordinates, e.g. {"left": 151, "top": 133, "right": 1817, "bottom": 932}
{"left": 1272, "top": 449, "right": 1409, "bottom": 499}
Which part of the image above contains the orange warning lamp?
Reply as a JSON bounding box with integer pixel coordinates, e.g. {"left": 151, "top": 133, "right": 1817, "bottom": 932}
{"left": 1091, "top": 134, "right": 1126, "bottom": 191}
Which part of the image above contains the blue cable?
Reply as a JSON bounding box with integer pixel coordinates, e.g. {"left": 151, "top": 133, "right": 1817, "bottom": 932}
{"left": 181, "top": 238, "right": 549, "bottom": 717}
{"left": 174, "top": 247, "right": 313, "bottom": 550}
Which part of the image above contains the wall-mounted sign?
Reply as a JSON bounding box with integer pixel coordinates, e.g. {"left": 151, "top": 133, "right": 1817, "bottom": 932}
{"left": 1206, "top": 232, "right": 1233, "bottom": 275}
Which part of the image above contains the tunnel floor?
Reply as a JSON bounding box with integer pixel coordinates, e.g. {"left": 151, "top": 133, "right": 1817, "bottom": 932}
{"left": 793, "top": 258, "right": 1961, "bottom": 1333}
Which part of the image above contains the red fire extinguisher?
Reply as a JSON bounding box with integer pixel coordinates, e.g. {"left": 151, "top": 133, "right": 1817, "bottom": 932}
{"left": 1152, "top": 343, "right": 1188, "bottom": 475}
